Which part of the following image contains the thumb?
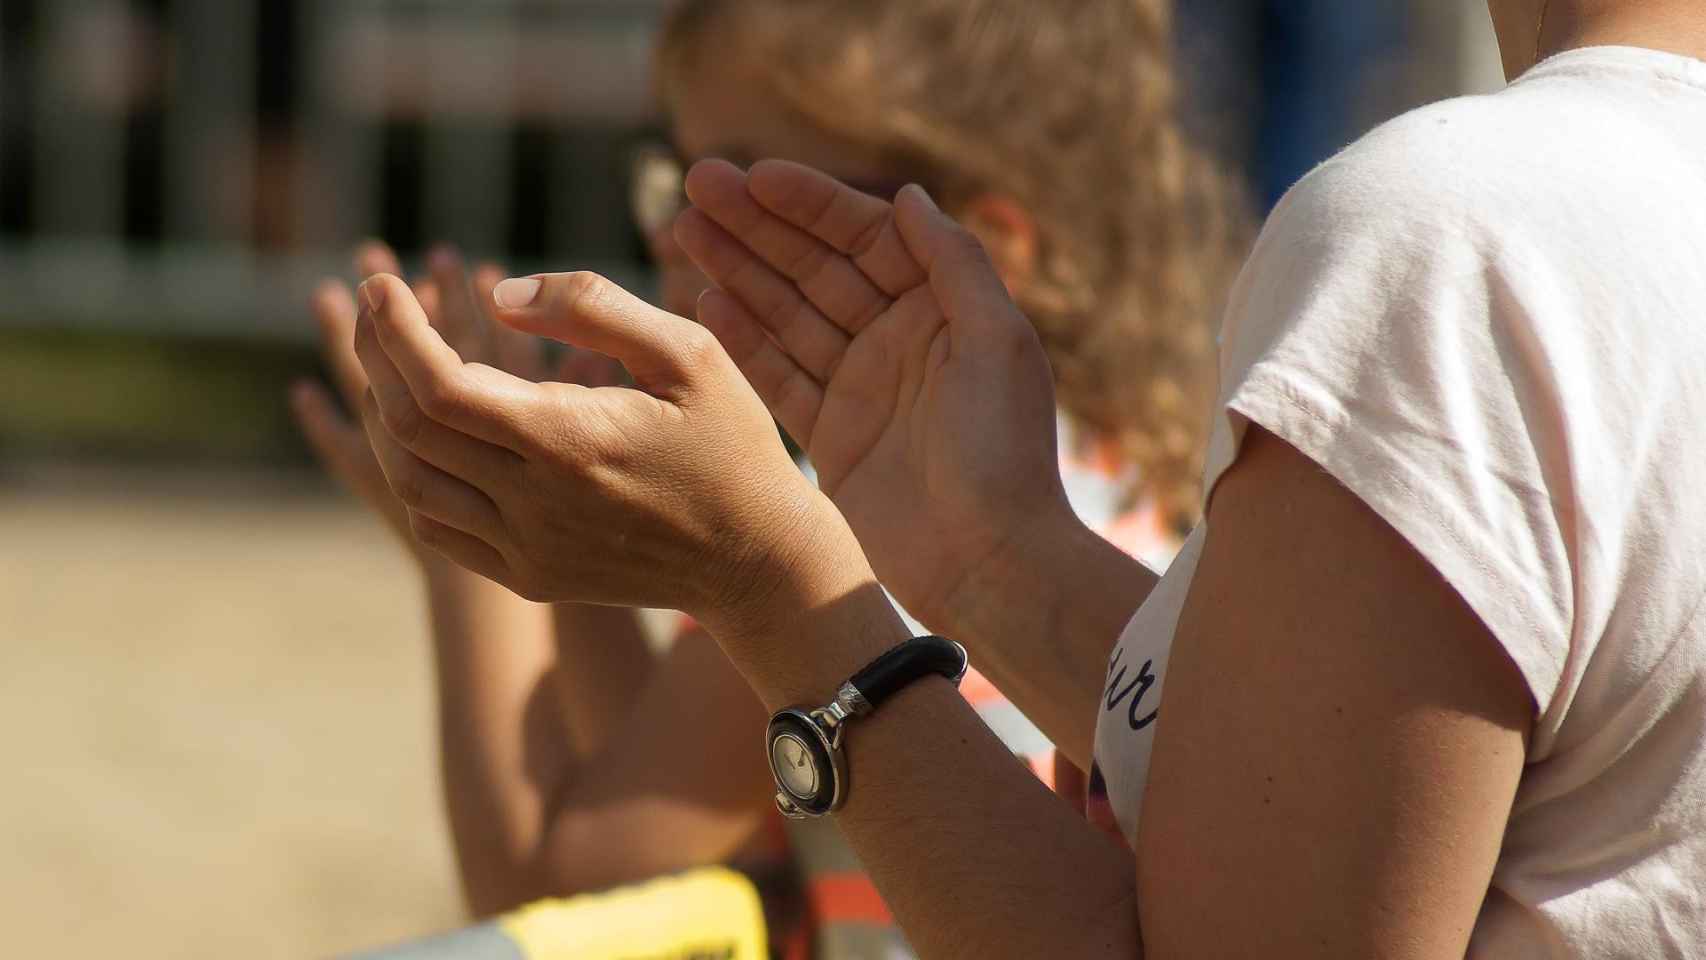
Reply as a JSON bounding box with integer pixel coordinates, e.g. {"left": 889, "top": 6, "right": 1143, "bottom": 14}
{"left": 892, "top": 185, "right": 1027, "bottom": 341}
{"left": 491, "top": 271, "right": 719, "bottom": 395}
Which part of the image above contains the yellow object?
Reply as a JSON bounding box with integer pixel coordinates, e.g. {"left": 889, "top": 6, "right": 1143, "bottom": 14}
{"left": 499, "top": 867, "right": 768, "bottom": 960}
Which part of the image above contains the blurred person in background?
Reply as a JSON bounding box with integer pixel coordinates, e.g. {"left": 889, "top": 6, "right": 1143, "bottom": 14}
{"left": 293, "top": 0, "right": 1243, "bottom": 955}
{"left": 350, "top": 0, "right": 1706, "bottom": 956}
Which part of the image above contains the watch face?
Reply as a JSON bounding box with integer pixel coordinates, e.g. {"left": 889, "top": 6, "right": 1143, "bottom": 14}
{"left": 771, "top": 732, "right": 820, "bottom": 799}
{"left": 767, "top": 710, "right": 840, "bottom": 816}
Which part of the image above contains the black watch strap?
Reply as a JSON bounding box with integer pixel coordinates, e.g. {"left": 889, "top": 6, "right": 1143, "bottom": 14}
{"left": 848, "top": 635, "right": 967, "bottom": 709}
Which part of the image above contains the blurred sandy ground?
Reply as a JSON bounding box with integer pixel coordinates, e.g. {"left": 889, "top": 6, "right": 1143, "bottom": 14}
{"left": 0, "top": 466, "right": 465, "bottom": 957}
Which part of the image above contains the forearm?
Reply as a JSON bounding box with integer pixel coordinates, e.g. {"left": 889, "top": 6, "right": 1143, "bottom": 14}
{"left": 537, "top": 632, "right": 776, "bottom": 893}
{"left": 422, "top": 562, "right": 563, "bottom": 916}
{"left": 940, "top": 509, "right": 1159, "bottom": 767}
{"left": 716, "top": 574, "right": 1142, "bottom": 960}
{"left": 833, "top": 681, "right": 1141, "bottom": 958}
{"left": 548, "top": 603, "right": 655, "bottom": 758}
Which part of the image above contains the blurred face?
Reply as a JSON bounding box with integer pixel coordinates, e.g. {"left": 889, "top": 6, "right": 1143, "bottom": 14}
{"left": 652, "top": 56, "right": 903, "bottom": 318}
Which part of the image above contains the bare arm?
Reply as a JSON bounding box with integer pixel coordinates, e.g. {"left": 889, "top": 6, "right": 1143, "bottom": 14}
{"left": 347, "top": 219, "right": 1536, "bottom": 957}
{"left": 707, "top": 430, "right": 1532, "bottom": 959}
{"left": 418, "top": 564, "right": 564, "bottom": 914}
{"left": 934, "top": 510, "right": 1157, "bottom": 769}
{"left": 1136, "top": 429, "right": 1532, "bottom": 957}
{"left": 535, "top": 627, "right": 774, "bottom": 893}
{"left": 421, "top": 577, "right": 771, "bottom": 909}
{"left": 546, "top": 603, "right": 655, "bottom": 759}
{"left": 433, "top": 593, "right": 772, "bottom": 907}
{"left": 713, "top": 577, "right": 1145, "bottom": 960}
{"left": 437, "top": 598, "right": 775, "bottom": 905}
{"left": 299, "top": 247, "right": 753, "bottom": 916}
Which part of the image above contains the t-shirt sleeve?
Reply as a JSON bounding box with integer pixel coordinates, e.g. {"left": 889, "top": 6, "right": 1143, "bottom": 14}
{"left": 1203, "top": 145, "right": 1575, "bottom": 712}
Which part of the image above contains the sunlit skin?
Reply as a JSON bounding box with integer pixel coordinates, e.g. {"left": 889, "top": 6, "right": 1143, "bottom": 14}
{"left": 294, "top": 48, "right": 1050, "bottom": 916}
{"left": 1495, "top": 0, "right": 1706, "bottom": 80}
{"left": 291, "top": 242, "right": 654, "bottom": 913}
{"left": 338, "top": 0, "right": 1704, "bottom": 954}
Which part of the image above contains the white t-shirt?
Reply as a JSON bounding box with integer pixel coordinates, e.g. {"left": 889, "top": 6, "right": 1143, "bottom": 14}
{"left": 1091, "top": 46, "right": 1706, "bottom": 957}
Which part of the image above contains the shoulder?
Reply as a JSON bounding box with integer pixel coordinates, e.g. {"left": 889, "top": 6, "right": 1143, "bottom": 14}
{"left": 1222, "top": 89, "right": 1590, "bottom": 349}
{"left": 1262, "top": 92, "right": 1542, "bottom": 254}
{"left": 1265, "top": 70, "right": 1688, "bottom": 264}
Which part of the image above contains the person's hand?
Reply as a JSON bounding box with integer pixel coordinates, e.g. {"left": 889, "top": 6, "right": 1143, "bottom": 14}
{"left": 671, "top": 159, "right": 1074, "bottom": 635}
{"left": 347, "top": 267, "right": 869, "bottom": 635}
{"left": 291, "top": 242, "right": 621, "bottom": 561}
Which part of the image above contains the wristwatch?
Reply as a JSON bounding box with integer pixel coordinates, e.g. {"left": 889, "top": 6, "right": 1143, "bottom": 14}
{"left": 766, "top": 635, "right": 969, "bottom": 819}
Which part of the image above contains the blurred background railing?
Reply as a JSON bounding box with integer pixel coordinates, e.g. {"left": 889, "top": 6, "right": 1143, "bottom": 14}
{"left": 5, "top": 0, "right": 664, "bottom": 336}
{"left": 1, "top": 0, "right": 674, "bottom": 465}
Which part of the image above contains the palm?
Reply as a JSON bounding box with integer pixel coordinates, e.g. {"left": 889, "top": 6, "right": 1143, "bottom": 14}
{"left": 680, "top": 160, "right": 1065, "bottom": 627}
{"left": 808, "top": 291, "right": 941, "bottom": 493}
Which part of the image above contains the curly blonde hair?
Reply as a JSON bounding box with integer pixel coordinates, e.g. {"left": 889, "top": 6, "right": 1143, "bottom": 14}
{"left": 658, "top": 0, "right": 1248, "bottom": 530}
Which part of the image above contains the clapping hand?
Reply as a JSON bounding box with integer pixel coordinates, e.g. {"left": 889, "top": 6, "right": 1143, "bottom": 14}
{"left": 291, "top": 242, "right": 623, "bottom": 557}
{"left": 346, "top": 261, "right": 867, "bottom": 635}
{"left": 673, "top": 160, "right": 1073, "bottom": 635}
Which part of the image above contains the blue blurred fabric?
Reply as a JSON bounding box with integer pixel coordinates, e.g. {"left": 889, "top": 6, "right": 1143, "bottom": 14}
{"left": 1177, "top": 0, "right": 1407, "bottom": 210}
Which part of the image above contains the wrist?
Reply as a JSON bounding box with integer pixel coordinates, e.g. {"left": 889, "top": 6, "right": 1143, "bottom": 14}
{"left": 936, "top": 498, "right": 1083, "bottom": 637}
{"left": 724, "top": 582, "right": 910, "bottom": 713}
{"left": 697, "top": 495, "right": 910, "bottom": 711}
{"left": 939, "top": 500, "right": 1149, "bottom": 650}
{"left": 696, "top": 485, "right": 854, "bottom": 635}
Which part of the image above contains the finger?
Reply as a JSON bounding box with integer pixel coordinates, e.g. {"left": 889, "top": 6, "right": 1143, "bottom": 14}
{"left": 310, "top": 279, "right": 369, "bottom": 409}
{"left": 892, "top": 186, "right": 1022, "bottom": 340}
{"left": 289, "top": 380, "right": 384, "bottom": 499}
{"left": 361, "top": 390, "right": 506, "bottom": 543}
{"left": 408, "top": 513, "right": 513, "bottom": 587}
{"left": 490, "top": 271, "right": 723, "bottom": 397}
{"left": 683, "top": 159, "right": 891, "bottom": 339}
{"left": 426, "top": 245, "right": 486, "bottom": 355}
{"left": 354, "top": 240, "right": 403, "bottom": 280}
{"left": 356, "top": 273, "right": 545, "bottom": 453}
{"left": 353, "top": 320, "right": 521, "bottom": 487}
{"left": 741, "top": 158, "right": 928, "bottom": 296}
{"left": 673, "top": 208, "right": 850, "bottom": 382}
{"left": 697, "top": 289, "right": 822, "bottom": 444}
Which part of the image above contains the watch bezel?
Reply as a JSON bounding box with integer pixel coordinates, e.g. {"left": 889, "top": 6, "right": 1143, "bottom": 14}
{"left": 766, "top": 707, "right": 844, "bottom": 817}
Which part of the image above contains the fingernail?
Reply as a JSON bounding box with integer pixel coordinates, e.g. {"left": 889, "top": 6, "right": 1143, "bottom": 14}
{"left": 906, "top": 184, "right": 940, "bottom": 212}
{"left": 358, "top": 278, "right": 386, "bottom": 314}
{"left": 494, "top": 277, "right": 543, "bottom": 309}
